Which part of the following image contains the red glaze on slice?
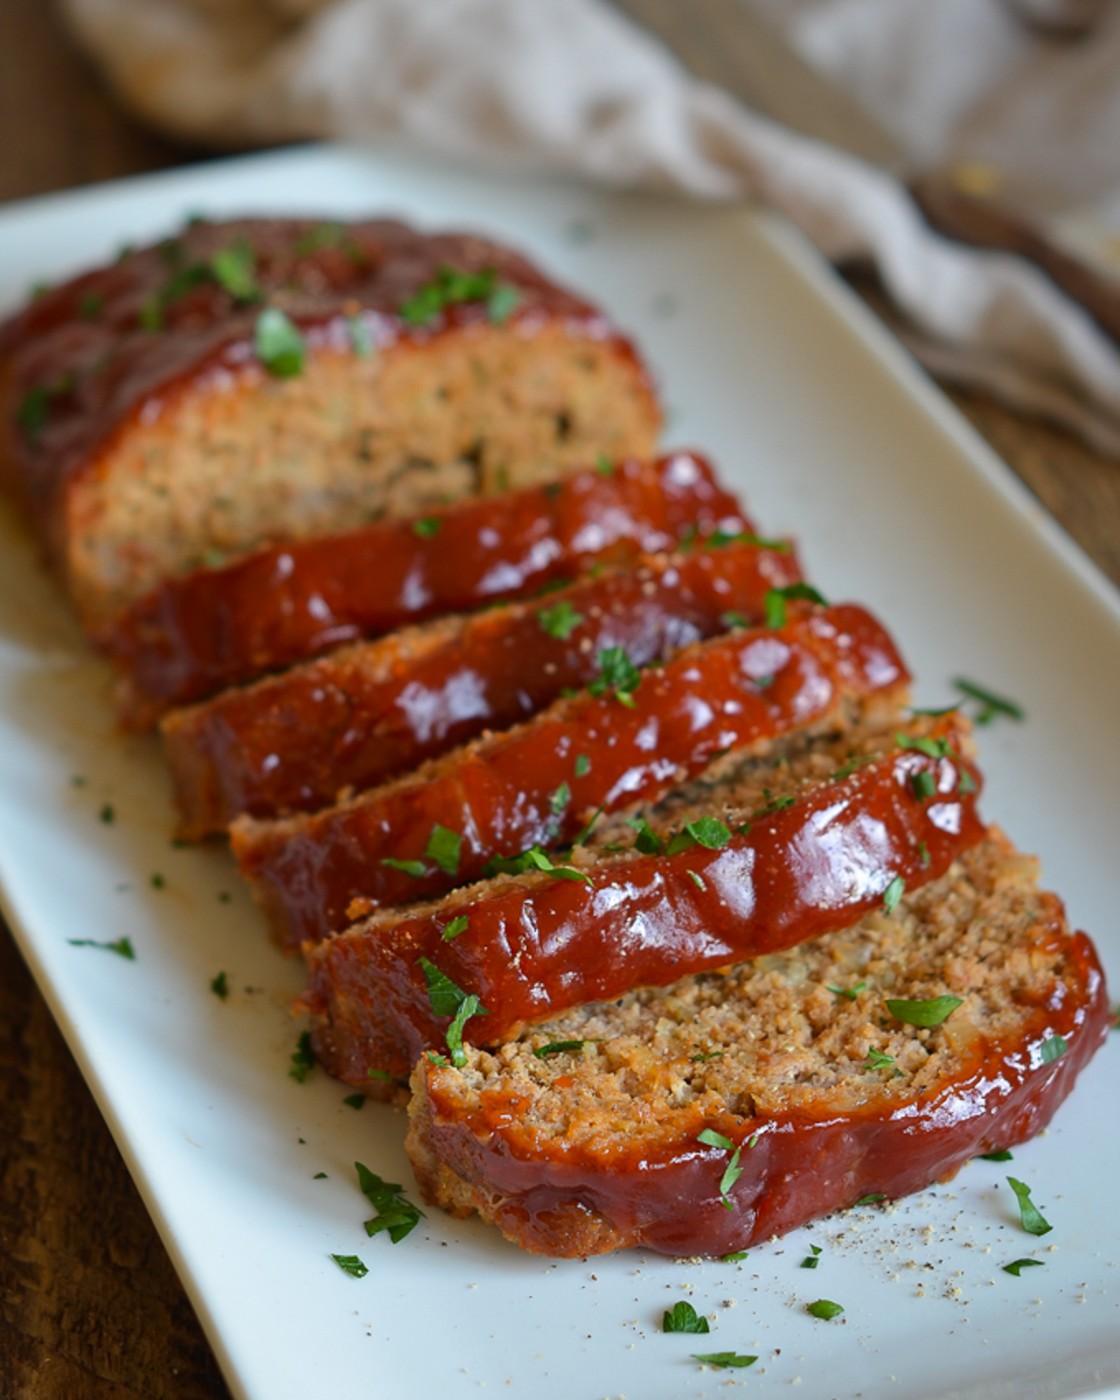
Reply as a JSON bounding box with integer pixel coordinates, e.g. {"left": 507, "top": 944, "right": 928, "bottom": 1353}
{"left": 409, "top": 911, "right": 1109, "bottom": 1258}
{"left": 302, "top": 717, "right": 986, "bottom": 1083}
{"left": 235, "top": 603, "right": 908, "bottom": 949}
{"left": 102, "top": 451, "right": 746, "bottom": 726}
{"left": 163, "top": 537, "right": 804, "bottom": 838}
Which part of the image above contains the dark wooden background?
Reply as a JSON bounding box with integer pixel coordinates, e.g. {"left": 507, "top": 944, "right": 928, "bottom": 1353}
{"left": 1, "top": 3, "right": 1117, "bottom": 1397}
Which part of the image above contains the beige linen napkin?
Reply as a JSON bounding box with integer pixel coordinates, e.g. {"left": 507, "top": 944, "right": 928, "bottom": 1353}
{"left": 64, "top": 0, "right": 1120, "bottom": 457}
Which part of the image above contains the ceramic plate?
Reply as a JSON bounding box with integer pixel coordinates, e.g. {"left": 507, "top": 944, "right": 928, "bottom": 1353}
{"left": 1, "top": 145, "right": 1117, "bottom": 1400}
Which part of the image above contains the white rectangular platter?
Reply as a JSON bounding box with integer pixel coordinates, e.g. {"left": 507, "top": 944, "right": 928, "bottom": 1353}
{"left": 0, "top": 145, "right": 1118, "bottom": 1400}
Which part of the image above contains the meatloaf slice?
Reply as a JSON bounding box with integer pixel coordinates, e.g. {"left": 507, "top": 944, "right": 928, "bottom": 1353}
{"left": 0, "top": 217, "right": 659, "bottom": 630}
{"left": 102, "top": 451, "right": 742, "bottom": 727}
{"left": 301, "top": 711, "right": 986, "bottom": 1086}
{"left": 162, "top": 535, "right": 804, "bottom": 838}
{"left": 406, "top": 830, "right": 1111, "bottom": 1258}
{"left": 235, "top": 602, "right": 908, "bottom": 950}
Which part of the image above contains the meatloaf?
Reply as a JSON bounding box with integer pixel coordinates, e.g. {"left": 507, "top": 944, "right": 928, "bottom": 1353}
{"left": 405, "top": 830, "right": 1111, "bottom": 1258}
{"left": 163, "top": 535, "right": 804, "bottom": 838}
{"left": 234, "top": 601, "right": 908, "bottom": 949}
{"left": 0, "top": 217, "right": 660, "bottom": 631}
{"left": 302, "top": 710, "right": 986, "bottom": 1086}
{"left": 101, "top": 451, "right": 745, "bottom": 726}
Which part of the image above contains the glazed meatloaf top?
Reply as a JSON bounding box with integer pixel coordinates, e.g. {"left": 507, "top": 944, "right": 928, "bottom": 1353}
{"left": 0, "top": 217, "right": 629, "bottom": 529}
{"left": 0, "top": 216, "right": 660, "bottom": 626}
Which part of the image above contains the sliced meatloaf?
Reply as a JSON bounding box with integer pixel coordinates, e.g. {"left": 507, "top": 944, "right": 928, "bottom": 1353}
{"left": 235, "top": 602, "right": 908, "bottom": 949}
{"left": 0, "top": 217, "right": 659, "bottom": 630}
{"left": 162, "top": 535, "right": 804, "bottom": 838}
{"left": 102, "top": 451, "right": 742, "bottom": 727}
{"left": 405, "top": 830, "right": 1111, "bottom": 1258}
{"left": 301, "top": 711, "right": 986, "bottom": 1086}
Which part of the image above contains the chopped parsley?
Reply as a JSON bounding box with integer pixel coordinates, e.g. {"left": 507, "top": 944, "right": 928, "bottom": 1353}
{"left": 697, "top": 1128, "right": 744, "bottom": 1210}
{"left": 954, "top": 676, "right": 1025, "bottom": 725}
{"left": 692, "top": 1352, "right": 757, "bottom": 1370}
{"left": 1007, "top": 1176, "right": 1052, "bottom": 1236}
{"left": 574, "top": 754, "right": 591, "bottom": 778}
{"left": 1003, "top": 1258, "right": 1045, "bottom": 1277}
{"left": 481, "top": 844, "right": 592, "bottom": 885}
{"left": 806, "top": 1299, "right": 844, "bottom": 1321}
{"left": 441, "top": 915, "right": 470, "bottom": 942}
{"left": 150, "top": 872, "right": 165, "bottom": 890}
{"left": 882, "top": 874, "right": 905, "bottom": 914}
{"left": 355, "top": 1161, "right": 424, "bottom": 1243}
{"left": 588, "top": 645, "right": 641, "bottom": 707}
{"left": 380, "top": 856, "right": 428, "bottom": 878}
{"left": 827, "top": 981, "right": 867, "bottom": 1001}
{"left": 411, "top": 516, "right": 442, "bottom": 538}
{"left": 594, "top": 454, "right": 615, "bottom": 476}
{"left": 67, "top": 936, "right": 135, "bottom": 960}
{"left": 289, "top": 1030, "right": 316, "bottom": 1082}
{"left": 721, "top": 1251, "right": 749, "bottom": 1263}
{"left": 549, "top": 782, "right": 571, "bottom": 816}
{"left": 666, "top": 816, "right": 732, "bottom": 854}
{"left": 764, "top": 582, "right": 827, "bottom": 630}
{"left": 210, "top": 240, "right": 260, "bottom": 301}
{"left": 330, "top": 1253, "right": 368, "bottom": 1278}
{"left": 864, "top": 1046, "right": 896, "bottom": 1072}
{"left": 17, "top": 387, "right": 51, "bottom": 445}
{"left": 885, "top": 994, "right": 963, "bottom": 1028}
{"left": 705, "top": 529, "right": 790, "bottom": 552}
{"left": 721, "top": 611, "right": 751, "bottom": 630}
{"left": 1039, "top": 1034, "right": 1068, "bottom": 1064}
{"left": 399, "top": 266, "right": 519, "bottom": 327}
{"left": 343, "top": 1093, "right": 366, "bottom": 1110}
{"left": 627, "top": 816, "right": 664, "bottom": 855}
{"left": 210, "top": 970, "right": 229, "bottom": 999}
{"left": 687, "top": 869, "right": 707, "bottom": 891}
{"left": 537, "top": 598, "right": 584, "bottom": 639}
{"left": 662, "top": 1301, "right": 709, "bottom": 1334}
{"left": 295, "top": 222, "right": 347, "bottom": 254}
{"left": 416, "top": 957, "right": 489, "bottom": 1066}
{"left": 979, "top": 1148, "right": 1014, "bottom": 1162}
{"left": 424, "top": 824, "right": 462, "bottom": 877}
{"left": 254, "top": 307, "right": 305, "bottom": 378}
{"left": 801, "top": 1244, "right": 823, "bottom": 1269}
{"left": 852, "top": 1193, "right": 887, "bottom": 1206}
{"left": 532, "top": 1039, "right": 590, "bottom": 1058}
{"left": 911, "top": 768, "right": 937, "bottom": 800}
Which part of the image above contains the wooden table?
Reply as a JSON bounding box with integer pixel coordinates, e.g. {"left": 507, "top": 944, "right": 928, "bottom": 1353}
{"left": 1, "top": 6, "right": 1117, "bottom": 1398}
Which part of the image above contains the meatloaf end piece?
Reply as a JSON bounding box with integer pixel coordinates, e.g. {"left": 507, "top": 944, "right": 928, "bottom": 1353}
{"left": 162, "top": 536, "right": 804, "bottom": 838}
{"left": 0, "top": 217, "right": 660, "bottom": 630}
{"left": 405, "top": 830, "right": 1111, "bottom": 1258}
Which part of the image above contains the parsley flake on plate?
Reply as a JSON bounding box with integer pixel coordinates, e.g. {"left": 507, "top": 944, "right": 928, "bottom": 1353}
{"left": 662, "top": 1301, "right": 709, "bottom": 1334}
{"left": 288, "top": 1030, "right": 315, "bottom": 1082}
{"left": 692, "top": 1352, "right": 757, "bottom": 1370}
{"left": 806, "top": 1299, "right": 844, "bottom": 1321}
{"left": 330, "top": 1253, "right": 368, "bottom": 1279}
{"left": 1003, "top": 1258, "right": 1045, "bottom": 1277}
{"left": 1007, "top": 1176, "right": 1053, "bottom": 1236}
{"left": 355, "top": 1161, "right": 424, "bottom": 1243}
{"left": 68, "top": 936, "right": 135, "bottom": 960}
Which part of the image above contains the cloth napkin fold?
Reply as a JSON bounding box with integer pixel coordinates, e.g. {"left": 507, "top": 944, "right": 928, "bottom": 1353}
{"left": 63, "top": 0, "right": 1120, "bottom": 457}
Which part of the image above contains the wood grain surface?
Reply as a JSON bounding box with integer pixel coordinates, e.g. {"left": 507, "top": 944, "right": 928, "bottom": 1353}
{"left": 1, "top": 5, "right": 1117, "bottom": 1398}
